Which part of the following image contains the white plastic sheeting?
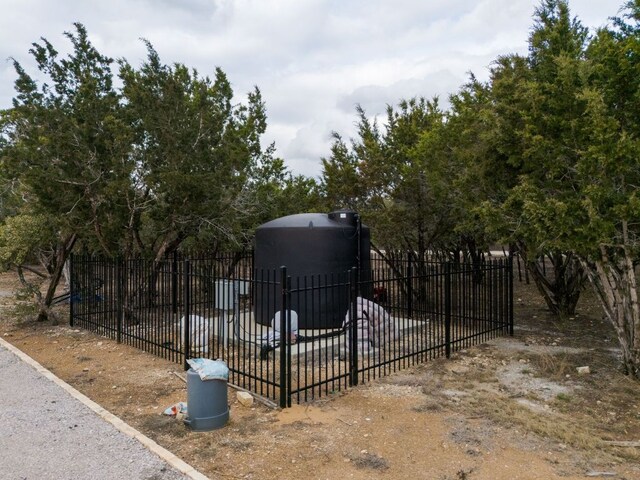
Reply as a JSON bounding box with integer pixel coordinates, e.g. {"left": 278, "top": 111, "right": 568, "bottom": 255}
{"left": 343, "top": 297, "right": 398, "bottom": 355}
{"left": 180, "top": 314, "right": 211, "bottom": 354}
{"left": 262, "top": 310, "right": 299, "bottom": 347}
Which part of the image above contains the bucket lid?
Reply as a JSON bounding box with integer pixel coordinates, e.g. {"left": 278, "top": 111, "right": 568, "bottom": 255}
{"left": 187, "top": 358, "right": 229, "bottom": 381}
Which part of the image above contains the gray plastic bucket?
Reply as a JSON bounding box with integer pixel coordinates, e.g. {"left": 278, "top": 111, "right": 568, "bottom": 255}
{"left": 184, "top": 368, "right": 229, "bottom": 431}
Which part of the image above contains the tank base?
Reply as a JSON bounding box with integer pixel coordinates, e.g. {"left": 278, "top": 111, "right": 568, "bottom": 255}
{"left": 183, "top": 408, "right": 229, "bottom": 431}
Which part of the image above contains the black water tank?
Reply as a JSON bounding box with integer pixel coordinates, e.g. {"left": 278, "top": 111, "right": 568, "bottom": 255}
{"left": 254, "top": 210, "right": 371, "bottom": 329}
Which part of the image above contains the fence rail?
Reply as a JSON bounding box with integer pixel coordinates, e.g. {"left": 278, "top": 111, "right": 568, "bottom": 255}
{"left": 70, "top": 251, "right": 513, "bottom": 407}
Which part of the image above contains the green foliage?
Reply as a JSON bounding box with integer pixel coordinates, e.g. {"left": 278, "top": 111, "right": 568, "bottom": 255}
{"left": 118, "top": 42, "right": 317, "bottom": 256}
{"left": 486, "top": 0, "right": 640, "bottom": 259}
{"left": 480, "top": 1, "right": 589, "bottom": 247}
{"left": 1, "top": 23, "right": 132, "bottom": 256}
{"left": 320, "top": 133, "right": 362, "bottom": 211}
{"left": 119, "top": 43, "right": 257, "bottom": 254}
{"left": 321, "top": 97, "right": 473, "bottom": 255}
{"left": 445, "top": 77, "right": 500, "bottom": 252}
{"left": 476, "top": 1, "right": 596, "bottom": 316}
{"left": 0, "top": 214, "right": 56, "bottom": 270}
{"left": 480, "top": 0, "right": 640, "bottom": 364}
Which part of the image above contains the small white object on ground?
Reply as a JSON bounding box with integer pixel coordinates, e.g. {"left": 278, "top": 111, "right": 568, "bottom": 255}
{"left": 236, "top": 391, "right": 254, "bottom": 407}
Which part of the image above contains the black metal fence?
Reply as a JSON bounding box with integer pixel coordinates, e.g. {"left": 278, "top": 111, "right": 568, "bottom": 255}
{"left": 70, "top": 252, "right": 513, "bottom": 407}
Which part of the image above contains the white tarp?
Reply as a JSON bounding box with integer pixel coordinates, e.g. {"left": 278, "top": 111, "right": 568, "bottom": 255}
{"left": 262, "top": 310, "right": 299, "bottom": 348}
{"left": 180, "top": 315, "right": 211, "bottom": 354}
{"left": 343, "top": 297, "right": 398, "bottom": 355}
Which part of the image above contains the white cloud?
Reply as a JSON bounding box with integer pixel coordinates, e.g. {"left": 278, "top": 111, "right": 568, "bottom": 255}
{"left": 337, "top": 70, "right": 462, "bottom": 114}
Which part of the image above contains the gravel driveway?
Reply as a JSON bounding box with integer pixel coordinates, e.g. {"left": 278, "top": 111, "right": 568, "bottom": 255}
{"left": 0, "top": 340, "right": 197, "bottom": 480}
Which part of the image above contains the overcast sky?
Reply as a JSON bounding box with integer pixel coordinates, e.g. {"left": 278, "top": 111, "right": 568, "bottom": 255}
{"left": 0, "top": 0, "right": 621, "bottom": 177}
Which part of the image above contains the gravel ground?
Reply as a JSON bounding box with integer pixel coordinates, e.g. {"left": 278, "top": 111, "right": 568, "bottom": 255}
{"left": 0, "top": 343, "right": 190, "bottom": 480}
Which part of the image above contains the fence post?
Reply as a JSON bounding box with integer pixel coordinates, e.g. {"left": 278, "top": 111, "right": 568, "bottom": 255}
{"left": 490, "top": 261, "right": 496, "bottom": 328}
{"left": 349, "top": 267, "right": 359, "bottom": 387}
{"left": 116, "top": 258, "right": 123, "bottom": 344}
{"left": 69, "top": 253, "right": 75, "bottom": 327}
{"left": 286, "top": 275, "right": 293, "bottom": 408}
{"left": 279, "top": 266, "right": 288, "bottom": 409}
{"left": 172, "top": 251, "right": 178, "bottom": 314}
{"left": 407, "top": 259, "right": 413, "bottom": 319}
{"left": 445, "top": 262, "right": 452, "bottom": 359}
{"left": 183, "top": 259, "right": 191, "bottom": 371}
{"left": 508, "top": 253, "right": 514, "bottom": 336}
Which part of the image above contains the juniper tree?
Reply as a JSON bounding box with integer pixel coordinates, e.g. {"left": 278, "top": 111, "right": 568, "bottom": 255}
{"left": 483, "top": 0, "right": 590, "bottom": 317}
{"left": 0, "top": 23, "right": 132, "bottom": 321}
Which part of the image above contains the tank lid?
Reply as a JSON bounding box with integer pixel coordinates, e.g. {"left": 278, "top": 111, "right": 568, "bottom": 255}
{"left": 328, "top": 209, "right": 359, "bottom": 226}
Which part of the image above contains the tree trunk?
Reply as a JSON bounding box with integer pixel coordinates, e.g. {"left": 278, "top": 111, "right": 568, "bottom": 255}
{"left": 462, "top": 236, "right": 485, "bottom": 285}
{"left": 225, "top": 250, "right": 246, "bottom": 278}
{"left": 122, "top": 232, "right": 186, "bottom": 323}
{"left": 581, "top": 245, "right": 640, "bottom": 379}
{"left": 37, "top": 233, "right": 77, "bottom": 323}
{"left": 519, "top": 242, "right": 586, "bottom": 318}
{"left": 371, "top": 244, "right": 417, "bottom": 310}
{"left": 371, "top": 243, "right": 405, "bottom": 281}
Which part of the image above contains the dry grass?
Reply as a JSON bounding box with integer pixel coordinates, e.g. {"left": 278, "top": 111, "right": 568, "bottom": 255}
{"left": 530, "top": 353, "right": 573, "bottom": 380}
{"left": 349, "top": 452, "right": 389, "bottom": 471}
{"left": 462, "top": 391, "right": 602, "bottom": 450}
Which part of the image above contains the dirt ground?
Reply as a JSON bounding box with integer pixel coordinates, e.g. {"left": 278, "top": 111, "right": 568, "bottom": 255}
{"left": 1, "top": 270, "right": 640, "bottom": 480}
